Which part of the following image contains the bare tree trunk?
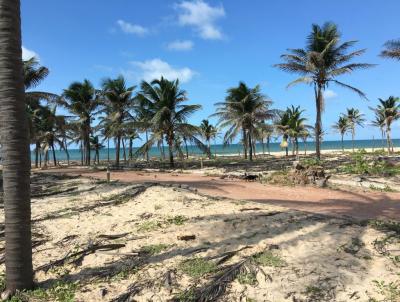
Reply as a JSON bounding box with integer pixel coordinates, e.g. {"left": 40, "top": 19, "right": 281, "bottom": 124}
{"left": 0, "top": 0, "right": 34, "bottom": 292}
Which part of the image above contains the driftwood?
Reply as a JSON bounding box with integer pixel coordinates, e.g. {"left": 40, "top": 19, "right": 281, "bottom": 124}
{"left": 177, "top": 235, "right": 196, "bottom": 241}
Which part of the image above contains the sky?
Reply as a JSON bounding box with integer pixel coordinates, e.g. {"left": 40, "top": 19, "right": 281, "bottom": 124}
{"left": 21, "top": 0, "right": 400, "bottom": 144}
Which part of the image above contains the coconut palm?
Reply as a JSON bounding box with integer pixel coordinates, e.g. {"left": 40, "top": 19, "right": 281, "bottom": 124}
{"left": 199, "top": 119, "right": 217, "bottom": 159}
{"left": 381, "top": 39, "right": 400, "bottom": 60}
{"left": 275, "top": 22, "right": 373, "bottom": 159}
{"left": 370, "top": 96, "right": 400, "bottom": 154}
{"left": 286, "top": 106, "right": 308, "bottom": 157}
{"left": 213, "top": 82, "right": 275, "bottom": 161}
{"left": 255, "top": 122, "right": 274, "bottom": 155}
{"left": 61, "top": 80, "right": 101, "bottom": 165}
{"left": 345, "top": 108, "right": 365, "bottom": 152}
{"left": 370, "top": 109, "right": 387, "bottom": 150}
{"left": 90, "top": 135, "right": 104, "bottom": 164}
{"left": 275, "top": 110, "right": 291, "bottom": 156}
{"left": 332, "top": 116, "right": 350, "bottom": 151}
{"left": 0, "top": 0, "right": 34, "bottom": 292}
{"left": 100, "top": 76, "right": 136, "bottom": 168}
{"left": 136, "top": 77, "right": 204, "bottom": 167}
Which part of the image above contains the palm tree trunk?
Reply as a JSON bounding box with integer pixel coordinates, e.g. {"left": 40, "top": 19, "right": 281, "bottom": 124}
{"left": 122, "top": 139, "right": 126, "bottom": 162}
{"left": 341, "top": 134, "right": 344, "bottom": 152}
{"left": 352, "top": 128, "right": 355, "bottom": 152}
{"left": 315, "top": 85, "right": 323, "bottom": 159}
{"left": 145, "top": 130, "right": 149, "bottom": 162}
{"left": 184, "top": 138, "right": 189, "bottom": 159}
{"left": 0, "top": 0, "right": 34, "bottom": 292}
{"left": 34, "top": 141, "right": 40, "bottom": 168}
{"left": 304, "top": 139, "right": 307, "bottom": 155}
{"left": 242, "top": 128, "right": 247, "bottom": 159}
{"left": 267, "top": 136, "right": 270, "bottom": 155}
{"left": 168, "top": 137, "right": 174, "bottom": 168}
{"left": 64, "top": 140, "right": 70, "bottom": 166}
{"left": 295, "top": 137, "right": 299, "bottom": 158}
{"left": 115, "top": 135, "right": 121, "bottom": 168}
{"left": 51, "top": 143, "right": 57, "bottom": 166}
{"left": 80, "top": 141, "right": 83, "bottom": 166}
{"left": 207, "top": 139, "right": 211, "bottom": 159}
{"left": 129, "top": 138, "right": 133, "bottom": 160}
{"left": 107, "top": 138, "right": 110, "bottom": 164}
{"left": 248, "top": 130, "right": 253, "bottom": 161}
{"left": 96, "top": 150, "right": 100, "bottom": 164}
{"left": 387, "top": 126, "right": 391, "bottom": 155}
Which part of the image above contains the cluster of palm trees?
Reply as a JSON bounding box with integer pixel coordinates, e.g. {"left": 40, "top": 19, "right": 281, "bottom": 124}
{"left": 27, "top": 64, "right": 214, "bottom": 168}
{"left": 332, "top": 98, "right": 400, "bottom": 154}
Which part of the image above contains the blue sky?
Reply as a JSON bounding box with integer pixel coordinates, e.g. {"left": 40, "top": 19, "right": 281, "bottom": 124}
{"left": 21, "top": 0, "right": 400, "bottom": 143}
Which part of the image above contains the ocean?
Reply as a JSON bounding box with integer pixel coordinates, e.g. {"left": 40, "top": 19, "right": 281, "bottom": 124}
{"left": 31, "top": 138, "right": 400, "bottom": 161}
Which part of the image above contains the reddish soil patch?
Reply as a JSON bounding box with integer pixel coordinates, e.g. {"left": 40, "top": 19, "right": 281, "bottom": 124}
{"left": 40, "top": 168, "right": 400, "bottom": 220}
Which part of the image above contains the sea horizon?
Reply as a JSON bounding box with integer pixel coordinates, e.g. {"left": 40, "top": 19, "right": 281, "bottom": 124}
{"left": 31, "top": 138, "right": 400, "bottom": 161}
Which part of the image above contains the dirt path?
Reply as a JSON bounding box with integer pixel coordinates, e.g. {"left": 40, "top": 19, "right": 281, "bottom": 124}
{"left": 40, "top": 168, "right": 400, "bottom": 220}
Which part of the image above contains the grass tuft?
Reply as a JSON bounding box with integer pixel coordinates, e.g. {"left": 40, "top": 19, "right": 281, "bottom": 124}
{"left": 179, "top": 258, "right": 217, "bottom": 278}
{"left": 252, "top": 251, "right": 286, "bottom": 267}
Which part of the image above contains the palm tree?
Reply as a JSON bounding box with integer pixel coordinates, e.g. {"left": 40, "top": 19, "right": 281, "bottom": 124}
{"left": 287, "top": 106, "right": 308, "bottom": 157}
{"left": 61, "top": 80, "right": 101, "bottom": 165}
{"left": 255, "top": 122, "right": 274, "bottom": 155}
{"left": 213, "top": 82, "right": 275, "bottom": 161}
{"left": 371, "top": 109, "right": 387, "bottom": 151}
{"left": 332, "top": 116, "right": 350, "bottom": 151}
{"left": 346, "top": 108, "right": 365, "bottom": 152}
{"left": 370, "top": 96, "right": 400, "bottom": 154}
{"left": 0, "top": 0, "right": 33, "bottom": 292}
{"left": 199, "top": 119, "right": 216, "bottom": 159}
{"left": 275, "top": 22, "right": 373, "bottom": 159}
{"left": 137, "top": 77, "right": 204, "bottom": 167}
{"left": 100, "top": 76, "right": 136, "bottom": 168}
{"left": 90, "top": 135, "right": 104, "bottom": 164}
{"left": 275, "top": 110, "right": 291, "bottom": 156}
{"left": 300, "top": 128, "right": 312, "bottom": 155}
{"left": 381, "top": 39, "right": 400, "bottom": 60}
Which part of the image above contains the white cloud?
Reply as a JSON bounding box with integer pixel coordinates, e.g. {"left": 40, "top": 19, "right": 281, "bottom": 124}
{"left": 323, "top": 89, "right": 337, "bottom": 99}
{"left": 167, "top": 40, "right": 194, "bottom": 51}
{"left": 175, "top": 0, "right": 225, "bottom": 40}
{"left": 116, "top": 20, "right": 149, "bottom": 36}
{"left": 126, "top": 58, "right": 196, "bottom": 83}
{"left": 22, "top": 46, "right": 39, "bottom": 61}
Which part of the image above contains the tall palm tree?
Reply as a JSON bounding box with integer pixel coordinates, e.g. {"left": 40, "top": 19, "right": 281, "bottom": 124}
{"left": 90, "top": 135, "right": 104, "bottom": 164}
{"left": 0, "top": 0, "right": 33, "bottom": 292}
{"left": 332, "top": 116, "right": 350, "bottom": 151}
{"left": 275, "top": 22, "right": 373, "bottom": 159}
{"left": 370, "top": 96, "right": 400, "bottom": 154}
{"left": 213, "top": 82, "right": 275, "bottom": 161}
{"left": 61, "top": 80, "right": 101, "bottom": 165}
{"left": 199, "top": 119, "right": 216, "bottom": 159}
{"left": 100, "top": 76, "right": 136, "bottom": 168}
{"left": 137, "top": 77, "right": 204, "bottom": 167}
{"left": 346, "top": 108, "right": 365, "bottom": 152}
{"left": 286, "top": 106, "right": 308, "bottom": 157}
{"left": 381, "top": 39, "right": 400, "bottom": 60}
